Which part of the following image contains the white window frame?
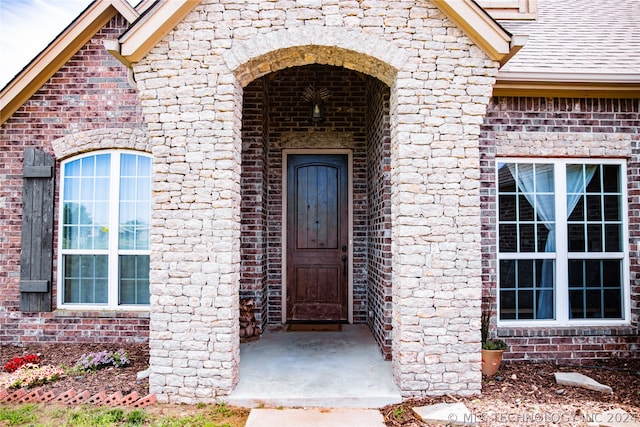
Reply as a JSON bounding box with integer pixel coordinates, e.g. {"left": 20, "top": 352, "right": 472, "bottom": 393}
{"left": 497, "top": 158, "right": 631, "bottom": 327}
{"left": 57, "top": 150, "right": 151, "bottom": 311}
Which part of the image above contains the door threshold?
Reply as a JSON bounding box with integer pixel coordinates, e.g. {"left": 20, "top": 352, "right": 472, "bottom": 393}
{"left": 286, "top": 323, "right": 342, "bottom": 332}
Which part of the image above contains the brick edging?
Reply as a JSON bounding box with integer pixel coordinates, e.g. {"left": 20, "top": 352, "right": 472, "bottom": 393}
{"left": 0, "top": 387, "right": 156, "bottom": 407}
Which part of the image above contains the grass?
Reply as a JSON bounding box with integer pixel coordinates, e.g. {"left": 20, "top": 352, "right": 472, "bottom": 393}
{"left": 0, "top": 402, "right": 249, "bottom": 426}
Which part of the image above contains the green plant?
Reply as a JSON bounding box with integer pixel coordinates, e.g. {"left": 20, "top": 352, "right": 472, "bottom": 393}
{"left": 483, "top": 339, "right": 507, "bottom": 350}
{"left": 392, "top": 406, "right": 406, "bottom": 420}
{"left": 481, "top": 305, "right": 507, "bottom": 351}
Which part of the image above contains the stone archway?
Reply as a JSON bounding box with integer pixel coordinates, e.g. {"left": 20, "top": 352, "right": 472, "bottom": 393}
{"left": 139, "top": 1, "right": 498, "bottom": 403}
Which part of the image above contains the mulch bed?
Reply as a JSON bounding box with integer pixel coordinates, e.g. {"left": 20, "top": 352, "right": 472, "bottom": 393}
{"left": 1, "top": 343, "right": 639, "bottom": 426}
{"left": 0, "top": 343, "right": 149, "bottom": 399}
{"left": 382, "top": 359, "right": 640, "bottom": 426}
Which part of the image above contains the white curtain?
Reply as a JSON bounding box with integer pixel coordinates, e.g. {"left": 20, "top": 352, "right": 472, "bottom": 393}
{"left": 507, "top": 163, "right": 597, "bottom": 319}
{"left": 565, "top": 164, "right": 598, "bottom": 318}
{"left": 508, "top": 164, "right": 555, "bottom": 319}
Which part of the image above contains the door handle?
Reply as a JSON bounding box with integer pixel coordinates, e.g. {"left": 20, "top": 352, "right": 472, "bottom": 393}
{"left": 342, "top": 254, "right": 347, "bottom": 276}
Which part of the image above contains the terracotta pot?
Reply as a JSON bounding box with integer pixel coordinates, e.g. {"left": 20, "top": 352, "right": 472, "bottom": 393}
{"left": 481, "top": 349, "right": 504, "bottom": 376}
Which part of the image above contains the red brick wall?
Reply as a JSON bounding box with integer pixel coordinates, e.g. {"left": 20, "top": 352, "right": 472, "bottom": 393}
{"left": 240, "top": 65, "right": 396, "bottom": 347}
{"left": 366, "top": 78, "right": 392, "bottom": 359}
{"left": 241, "top": 78, "right": 269, "bottom": 331}
{"left": 0, "top": 15, "right": 147, "bottom": 344}
{"left": 480, "top": 97, "right": 640, "bottom": 363}
{"left": 267, "top": 66, "right": 369, "bottom": 325}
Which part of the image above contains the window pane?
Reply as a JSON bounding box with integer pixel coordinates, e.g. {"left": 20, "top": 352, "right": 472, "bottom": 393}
{"left": 584, "top": 260, "right": 601, "bottom": 287}
{"left": 95, "top": 154, "right": 110, "bottom": 176}
{"left": 62, "top": 155, "right": 111, "bottom": 251}
{"left": 586, "top": 195, "right": 602, "bottom": 221}
{"left": 585, "top": 165, "right": 601, "bottom": 192}
{"left": 499, "top": 224, "right": 517, "bottom": 252}
{"left": 569, "top": 290, "right": 585, "bottom": 319}
{"left": 519, "top": 195, "right": 534, "bottom": 220}
{"left": 119, "top": 155, "right": 152, "bottom": 251}
{"left": 568, "top": 260, "right": 583, "bottom": 287}
{"left": 567, "top": 224, "right": 585, "bottom": 252}
{"left": 587, "top": 224, "right": 602, "bottom": 252}
{"left": 498, "top": 163, "right": 555, "bottom": 256}
{"left": 603, "top": 289, "right": 622, "bottom": 318}
{"left": 517, "top": 260, "right": 534, "bottom": 287}
{"left": 62, "top": 255, "right": 108, "bottom": 304}
{"left": 518, "top": 290, "right": 534, "bottom": 319}
{"left": 603, "top": 260, "right": 621, "bottom": 286}
{"left": 62, "top": 224, "right": 77, "bottom": 250}
{"left": 568, "top": 196, "right": 584, "bottom": 221}
{"left": 120, "top": 177, "right": 136, "bottom": 200}
{"left": 603, "top": 195, "right": 620, "bottom": 221}
{"left": 64, "top": 177, "right": 80, "bottom": 200}
{"left": 585, "top": 290, "right": 603, "bottom": 319}
{"left": 519, "top": 224, "right": 535, "bottom": 252}
{"left": 602, "top": 165, "right": 620, "bottom": 192}
{"left": 119, "top": 255, "right": 150, "bottom": 305}
{"left": 537, "top": 224, "right": 552, "bottom": 252}
{"left": 568, "top": 259, "right": 622, "bottom": 319}
{"left": 500, "top": 290, "right": 516, "bottom": 320}
{"left": 498, "top": 163, "right": 516, "bottom": 192}
{"left": 65, "top": 160, "right": 81, "bottom": 176}
{"left": 499, "top": 259, "right": 553, "bottom": 320}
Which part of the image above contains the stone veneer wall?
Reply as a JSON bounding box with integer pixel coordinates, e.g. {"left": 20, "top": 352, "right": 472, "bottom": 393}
{"left": 133, "top": 0, "right": 498, "bottom": 402}
{"left": 480, "top": 97, "right": 640, "bottom": 363}
{"left": 0, "top": 15, "right": 148, "bottom": 344}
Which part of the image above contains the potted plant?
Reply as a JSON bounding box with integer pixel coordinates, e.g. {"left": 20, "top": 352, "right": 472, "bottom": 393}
{"left": 481, "top": 306, "right": 507, "bottom": 376}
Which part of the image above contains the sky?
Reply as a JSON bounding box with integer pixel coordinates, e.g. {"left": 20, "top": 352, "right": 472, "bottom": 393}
{"left": 0, "top": 0, "right": 134, "bottom": 88}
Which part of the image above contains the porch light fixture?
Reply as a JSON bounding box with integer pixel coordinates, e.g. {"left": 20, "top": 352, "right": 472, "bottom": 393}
{"left": 302, "top": 85, "right": 330, "bottom": 123}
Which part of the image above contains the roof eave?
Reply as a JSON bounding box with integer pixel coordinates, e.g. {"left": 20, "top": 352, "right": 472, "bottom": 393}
{"left": 432, "top": 0, "right": 523, "bottom": 65}
{"left": 0, "top": 0, "right": 139, "bottom": 125}
{"left": 119, "top": 0, "right": 202, "bottom": 64}
{"left": 494, "top": 72, "right": 640, "bottom": 97}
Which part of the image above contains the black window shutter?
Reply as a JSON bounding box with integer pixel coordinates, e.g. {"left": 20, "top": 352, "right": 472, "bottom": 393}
{"left": 20, "top": 148, "right": 55, "bottom": 312}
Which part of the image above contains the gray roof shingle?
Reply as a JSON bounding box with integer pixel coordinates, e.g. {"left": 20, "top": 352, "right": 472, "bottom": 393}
{"left": 499, "top": 0, "right": 640, "bottom": 76}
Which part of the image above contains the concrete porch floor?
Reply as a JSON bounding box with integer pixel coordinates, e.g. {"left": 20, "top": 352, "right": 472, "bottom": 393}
{"left": 223, "top": 324, "right": 402, "bottom": 408}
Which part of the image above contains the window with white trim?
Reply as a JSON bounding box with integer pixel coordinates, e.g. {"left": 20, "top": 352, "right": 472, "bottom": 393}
{"left": 59, "top": 151, "right": 151, "bottom": 309}
{"left": 497, "top": 159, "right": 628, "bottom": 325}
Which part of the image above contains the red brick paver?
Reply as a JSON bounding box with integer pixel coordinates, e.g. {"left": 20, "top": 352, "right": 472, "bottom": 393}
{"left": 0, "top": 386, "right": 155, "bottom": 407}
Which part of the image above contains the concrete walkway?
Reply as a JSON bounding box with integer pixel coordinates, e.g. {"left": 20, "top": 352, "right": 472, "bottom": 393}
{"left": 223, "top": 324, "right": 402, "bottom": 408}
{"left": 245, "top": 408, "right": 387, "bottom": 427}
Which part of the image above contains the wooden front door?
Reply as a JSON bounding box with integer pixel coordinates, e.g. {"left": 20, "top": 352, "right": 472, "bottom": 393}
{"left": 286, "top": 154, "right": 349, "bottom": 322}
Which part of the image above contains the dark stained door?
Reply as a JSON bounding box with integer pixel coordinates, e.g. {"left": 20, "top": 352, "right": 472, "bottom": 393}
{"left": 287, "top": 154, "right": 349, "bottom": 322}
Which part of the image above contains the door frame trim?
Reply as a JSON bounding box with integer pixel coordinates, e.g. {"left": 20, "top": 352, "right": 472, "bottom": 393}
{"left": 281, "top": 149, "right": 354, "bottom": 324}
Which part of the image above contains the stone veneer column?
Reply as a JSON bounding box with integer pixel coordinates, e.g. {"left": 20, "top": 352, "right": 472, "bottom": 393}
{"left": 133, "top": 38, "right": 243, "bottom": 403}
{"left": 389, "top": 50, "right": 498, "bottom": 396}
{"left": 132, "top": 0, "right": 499, "bottom": 402}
